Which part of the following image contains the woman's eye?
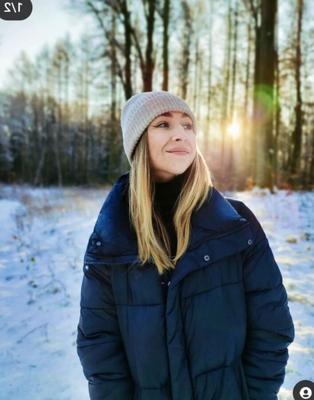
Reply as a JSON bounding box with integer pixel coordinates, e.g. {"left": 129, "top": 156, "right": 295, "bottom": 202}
{"left": 156, "top": 122, "right": 168, "bottom": 128}
{"left": 154, "top": 122, "right": 193, "bottom": 129}
{"left": 184, "top": 123, "right": 193, "bottom": 129}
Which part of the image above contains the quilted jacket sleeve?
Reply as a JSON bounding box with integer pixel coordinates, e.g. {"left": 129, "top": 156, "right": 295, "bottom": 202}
{"left": 240, "top": 203, "right": 295, "bottom": 400}
{"left": 76, "top": 246, "right": 134, "bottom": 399}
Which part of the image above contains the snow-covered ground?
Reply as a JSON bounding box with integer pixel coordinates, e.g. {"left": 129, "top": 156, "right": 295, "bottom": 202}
{"left": 0, "top": 183, "right": 313, "bottom": 399}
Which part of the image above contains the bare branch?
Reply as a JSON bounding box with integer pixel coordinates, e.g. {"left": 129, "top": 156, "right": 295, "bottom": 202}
{"left": 130, "top": 27, "right": 145, "bottom": 70}
{"left": 242, "top": 0, "right": 258, "bottom": 26}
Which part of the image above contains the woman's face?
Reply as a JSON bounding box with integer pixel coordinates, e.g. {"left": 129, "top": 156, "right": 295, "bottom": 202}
{"left": 147, "top": 111, "right": 197, "bottom": 182}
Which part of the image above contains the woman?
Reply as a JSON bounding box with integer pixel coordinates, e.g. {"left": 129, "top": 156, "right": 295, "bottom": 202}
{"left": 76, "top": 90, "right": 295, "bottom": 400}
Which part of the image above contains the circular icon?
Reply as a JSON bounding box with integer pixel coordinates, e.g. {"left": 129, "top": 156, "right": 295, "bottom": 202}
{"left": 293, "top": 380, "right": 314, "bottom": 400}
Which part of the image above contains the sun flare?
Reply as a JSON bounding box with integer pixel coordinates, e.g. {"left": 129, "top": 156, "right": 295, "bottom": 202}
{"left": 227, "top": 121, "right": 241, "bottom": 139}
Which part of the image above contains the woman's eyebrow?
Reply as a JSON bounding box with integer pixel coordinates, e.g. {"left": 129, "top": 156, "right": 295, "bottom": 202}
{"left": 155, "top": 112, "right": 192, "bottom": 120}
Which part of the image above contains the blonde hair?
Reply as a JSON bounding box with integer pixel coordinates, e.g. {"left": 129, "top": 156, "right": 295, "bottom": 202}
{"left": 128, "top": 130, "right": 213, "bottom": 275}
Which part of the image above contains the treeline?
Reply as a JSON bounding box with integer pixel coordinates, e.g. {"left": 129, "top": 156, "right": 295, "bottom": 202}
{"left": 0, "top": 36, "right": 124, "bottom": 186}
{"left": 0, "top": 0, "right": 313, "bottom": 190}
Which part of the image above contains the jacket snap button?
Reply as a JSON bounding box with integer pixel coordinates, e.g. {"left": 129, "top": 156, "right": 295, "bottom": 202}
{"left": 96, "top": 241, "right": 101, "bottom": 246}
{"left": 204, "top": 254, "right": 210, "bottom": 262}
{"left": 248, "top": 239, "right": 253, "bottom": 245}
{"left": 85, "top": 264, "right": 89, "bottom": 270}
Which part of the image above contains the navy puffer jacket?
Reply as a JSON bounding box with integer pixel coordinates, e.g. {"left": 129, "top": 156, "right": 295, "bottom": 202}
{"left": 76, "top": 172, "right": 295, "bottom": 400}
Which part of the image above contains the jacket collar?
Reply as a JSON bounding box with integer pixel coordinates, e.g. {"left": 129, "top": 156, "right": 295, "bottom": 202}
{"left": 117, "top": 171, "right": 246, "bottom": 234}
{"left": 87, "top": 171, "right": 250, "bottom": 261}
{"left": 191, "top": 185, "right": 245, "bottom": 233}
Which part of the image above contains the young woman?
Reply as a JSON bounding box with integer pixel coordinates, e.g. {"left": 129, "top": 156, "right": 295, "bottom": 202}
{"left": 76, "top": 90, "right": 295, "bottom": 400}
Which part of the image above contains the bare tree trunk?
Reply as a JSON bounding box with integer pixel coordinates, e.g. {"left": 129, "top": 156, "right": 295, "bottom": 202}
{"left": 243, "top": 20, "right": 253, "bottom": 184}
{"left": 192, "top": 36, "right": 199, "bottom": 114}
{"left": 180, "top": 1, "right": 192, "bottom": 100}
{"left": 220, "top": 0, "right": 232, "bottom": 169}
{"left": 250, "top": 0, "right": 277, "bottom": 189}
{"left": 162, "top": 0, "right": 170, "bottom": 91}
{"left": 81, "top": 1, "right": 133, "bottom": 100}
{"left": 107, "top": 8, "right": 121, "bottom": 182}
{"left": 53, "top": 122, "right": 63, "bottom": 186}
{"left": 63, "top": 41, "right": 70, "bottom": 181}
{"left": 258, "top": 0, "right": 277, "bottom": 189}
{"left": 34, "top": 137, "right": 47, "bottom": 186}
{"left": 82, "top": 40, "right": 90, "bottom": 184}
{"left": 274, "top": 19, "right": 280, "bottom": 188}
{"left": 244, "top": 0, "right": 261, "bottom": 183}
{"left": 229, "top": 1, "right": 240, "bottom": 190}
{"left": 110, "top": 9, "right": 117, "bottom": 121}
{"left": 142, "top": 0, "right": 156, "bottom": 90}
{"left": 289, "top": 0, "right": 304, "bottom": 184}
{"left": 230, "top": 1, "right": 239, "bottom": 120}
{"left": 204, "top": 0, "right": 213, "bottom": 159}
{"left": 120, "top": 0, "right": 133, "bottom": 98}
{"left": 54, "top": 48, "right": 64, "bottom": 186}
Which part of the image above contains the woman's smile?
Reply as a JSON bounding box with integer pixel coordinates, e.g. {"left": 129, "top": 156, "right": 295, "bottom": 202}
{"left": 167, "top": 151, "right": 189, "bottom": 155}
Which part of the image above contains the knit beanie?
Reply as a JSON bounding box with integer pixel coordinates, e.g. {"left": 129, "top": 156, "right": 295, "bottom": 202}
{"left": 120, "top": 90, "right": 197, "bottom": 165}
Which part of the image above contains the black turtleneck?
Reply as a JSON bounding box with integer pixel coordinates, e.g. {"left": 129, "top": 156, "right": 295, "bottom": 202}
{"left": 153, "top": 172, "right": 186, "bottom": 268}
{"left": 123, "top": 171, "right": 185, "bottom": 282}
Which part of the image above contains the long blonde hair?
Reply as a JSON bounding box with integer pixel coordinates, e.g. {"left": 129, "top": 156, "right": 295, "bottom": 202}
{"left": 128, "top": 130, "right": 213, "bottom": 275}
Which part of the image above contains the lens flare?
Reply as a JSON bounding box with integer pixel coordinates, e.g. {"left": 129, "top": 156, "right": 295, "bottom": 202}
{"left": 227, "top": 121, "right": 241, "bottom": 138}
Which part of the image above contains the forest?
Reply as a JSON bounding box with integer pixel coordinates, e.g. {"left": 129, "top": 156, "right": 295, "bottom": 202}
{"left": 0, "top": 0, "right": 313, "bottom": 191}
{"left": 0, "top": 2, "right": 313, "bottom": 399}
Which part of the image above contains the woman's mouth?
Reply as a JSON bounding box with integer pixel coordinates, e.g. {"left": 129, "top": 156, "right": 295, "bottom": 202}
{"left": 167, "top": 151, "right": 189, "bottom": 155}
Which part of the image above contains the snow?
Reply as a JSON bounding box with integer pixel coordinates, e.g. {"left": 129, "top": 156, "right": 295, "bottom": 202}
{"left": 0, "top": 183, "right": 313, "bottom": 399}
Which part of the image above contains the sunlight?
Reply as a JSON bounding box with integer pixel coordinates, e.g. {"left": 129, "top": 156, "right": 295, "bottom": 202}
{"left": 227, "top": 121, "right": 241, "bottom": 139}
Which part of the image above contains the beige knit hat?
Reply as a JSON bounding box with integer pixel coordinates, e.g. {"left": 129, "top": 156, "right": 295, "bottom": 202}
{"left": 120, "top": 90, "right": 197, "bottom": 165}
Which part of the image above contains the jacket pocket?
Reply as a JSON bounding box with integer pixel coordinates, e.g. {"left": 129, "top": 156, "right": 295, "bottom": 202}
{"left": 193, "top": 359, "right": 250, "bottom": 400}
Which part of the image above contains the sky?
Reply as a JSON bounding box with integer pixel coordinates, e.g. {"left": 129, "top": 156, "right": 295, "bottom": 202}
{"left": 0, "top": 0, "right": 86, "bottom": 87}
{"left": 0, "top": 1, "right": 313, "bottom": 92}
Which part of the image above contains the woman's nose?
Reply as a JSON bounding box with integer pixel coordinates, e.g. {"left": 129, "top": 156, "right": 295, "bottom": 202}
{"left": 171, "top": 124, "right": 188, "bottom": 139}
